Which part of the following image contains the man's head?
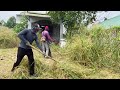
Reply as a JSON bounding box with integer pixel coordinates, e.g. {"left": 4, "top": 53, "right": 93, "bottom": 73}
{"left": 33, "top": 23, "right": 41, "bottom": 33}
{"left": 45, "top": 26, "right": 49, "bottom": 31}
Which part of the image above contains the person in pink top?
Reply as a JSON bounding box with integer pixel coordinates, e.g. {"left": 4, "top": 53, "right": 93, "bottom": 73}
{"left": 41, "top": 26, "right": 56, "bottom": 58}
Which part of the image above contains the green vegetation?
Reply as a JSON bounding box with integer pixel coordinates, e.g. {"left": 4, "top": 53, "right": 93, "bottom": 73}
{"left": 0, "top": 25, "right": 120, "bottom": 79}
{"left": 48, "top": 11, "right": 97, "bottom": 38}
{"left": 13, "top": 15, "right": 28, "bottom": 33}
{"left": 5, "top": 16, "right": 16, "bottom": 28}
{"left": 0, "top": 26, "right": 19, "bottom": 48}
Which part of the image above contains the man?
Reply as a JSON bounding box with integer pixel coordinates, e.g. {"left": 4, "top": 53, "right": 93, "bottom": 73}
{"left": 41, "top": 26, "right": 57, "bottom": 58}
{"left": 11, "top": 23, "right": 42, "bottom": 76}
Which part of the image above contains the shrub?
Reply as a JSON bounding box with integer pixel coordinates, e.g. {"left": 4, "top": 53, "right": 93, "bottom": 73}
{"left": 65, "top": 26, "right": 120, "bottom": 71}
{"left": 0, "top": 26, "right": 19, "bottom": 48}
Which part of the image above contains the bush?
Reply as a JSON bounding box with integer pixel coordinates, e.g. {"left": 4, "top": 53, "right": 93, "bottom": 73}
{"left": 0, "top": 26, "right": 19, "bottom": 48}
{"left": 13, "top": 15, "right": 28, "bottom": 33}
{"left": 64, "top": 26, "right": 120, "bottom": 71}
{"left": 5, "top": 16, "right": 16, "bottom": 28}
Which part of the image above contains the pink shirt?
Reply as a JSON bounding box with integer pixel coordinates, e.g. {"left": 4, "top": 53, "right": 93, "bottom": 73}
{"left": 42, "top": 30, "right": 54, "bottom": 42}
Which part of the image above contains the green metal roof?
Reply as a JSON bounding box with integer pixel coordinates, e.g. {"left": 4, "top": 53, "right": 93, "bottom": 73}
{"left": 99, "top": 15, "right": 120, "bottom": 29}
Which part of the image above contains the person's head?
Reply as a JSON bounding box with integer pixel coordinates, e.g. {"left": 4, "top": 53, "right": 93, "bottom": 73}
{"left": 45, "top": 26, "right": 49, "bottom": 31}
{"left": 32, "top": 23, "right": 41, "bottom": 33}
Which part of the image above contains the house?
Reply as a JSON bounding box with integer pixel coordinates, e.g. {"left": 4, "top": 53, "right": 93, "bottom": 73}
{"left": 16, "top": 11, "right": 66, "bottom": 47}
{"left": 99, "top": 15, "right": 120, "bottom": 29}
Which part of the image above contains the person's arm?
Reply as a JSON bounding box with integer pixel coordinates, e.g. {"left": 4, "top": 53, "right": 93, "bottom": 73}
{"left": 46, "top": 31, "right": 55, "bottom": 42}
{"left": 17, "top": 29, "right": 29, "bottom": 44}
{"left": 35, "top": 36, "right": 42, "bottom": 51}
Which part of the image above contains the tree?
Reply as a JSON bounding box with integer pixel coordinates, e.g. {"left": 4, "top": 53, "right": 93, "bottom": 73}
{"left": 48, "top": 11, "right": 98, "bottom": 37}
{"left": 0, "top": 20, "right": 6, "bottom": 26}
{"left": 13, "top": 15, "right": 28, "bottom": 33}
{"left": 5, "top": 16, "right": 16, "bottom": 28}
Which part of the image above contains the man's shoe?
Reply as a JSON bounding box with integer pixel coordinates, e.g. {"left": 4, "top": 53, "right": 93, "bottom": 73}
{"left": 45, "top": 56, "right": 49, "bottom": 58}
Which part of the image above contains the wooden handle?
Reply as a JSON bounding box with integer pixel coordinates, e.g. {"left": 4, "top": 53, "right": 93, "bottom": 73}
{"left": 29, "top": 44, "right": 56, "bottom": 61}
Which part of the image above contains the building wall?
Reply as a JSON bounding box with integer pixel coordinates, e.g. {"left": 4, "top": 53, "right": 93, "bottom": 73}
{"left": 52, "top": 24, "right": 60, "bottom": 41}
{"left": 16, "top": 15, "right": 21, "bottom": 23}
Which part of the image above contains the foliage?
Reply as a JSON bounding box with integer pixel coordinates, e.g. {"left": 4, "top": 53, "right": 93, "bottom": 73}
{"left": 0, "top": 26, "right": 19, "bottom": 48}
{"left": 48, "top": 11, "right": 97, "bottom": 38}
{"left": 0, "top": 20, "right": 6, "bottom": 26}
{"left": 5, "top": 16, "right": 16, "bottom": 28}
{"left": 13, "top": 15, "right": 28, "bottom": 33}
{"left": 64, "top": 26, "right": 120, "bottom": 72}
{"left": 0, "top": 25, "right": 120, "bottom": 79}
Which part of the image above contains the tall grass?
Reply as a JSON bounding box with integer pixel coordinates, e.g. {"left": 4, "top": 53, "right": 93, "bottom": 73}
{"left": 1, "top": 25, "right": 120, "bottom": 79}
{"left": 64, "top": 25, "right": 120, "bottom": 72}
{"left": 0, "top": 26, "right": 19, "bottom": 48}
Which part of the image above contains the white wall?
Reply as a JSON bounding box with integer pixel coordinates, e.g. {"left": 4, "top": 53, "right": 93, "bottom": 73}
{"left": 59, "top": 21, "right": 67, "bottom": 47}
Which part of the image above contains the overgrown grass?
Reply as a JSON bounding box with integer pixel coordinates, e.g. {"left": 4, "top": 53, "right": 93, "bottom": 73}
{"left": 64, "top": 25, "right": 120, "bottom": 72}
{"left": 0, "top": 25, "right": 120, "bottom": 79}
{"left": 0, "top": 26, "right": 19, "bottom": 48}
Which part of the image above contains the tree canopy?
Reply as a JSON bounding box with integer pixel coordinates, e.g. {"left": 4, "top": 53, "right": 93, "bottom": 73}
{"left": 5, "top": 16, "right": 16, "bottom": 28}
{"left": 48, "top": 11, "right": 98, "bottom": 37}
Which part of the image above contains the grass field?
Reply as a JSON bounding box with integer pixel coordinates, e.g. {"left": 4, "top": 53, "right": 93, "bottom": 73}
{"left": 0, "top": 26, "right": 120, "bottom": 79}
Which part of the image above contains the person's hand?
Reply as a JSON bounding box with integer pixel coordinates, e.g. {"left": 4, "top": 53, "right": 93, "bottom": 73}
{"left": 26, "top": 41, "right": 31, "bottom": 46}
{"left": 54, "top": 41, "right": 59, "bottom": 45}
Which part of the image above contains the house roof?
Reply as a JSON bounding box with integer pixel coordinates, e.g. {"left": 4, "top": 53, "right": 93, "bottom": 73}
{"left": 99, "top": 15, "right": 120, "bottom": 29}
{"left": 16, "top": 11, "right": 51, "bottom": 18}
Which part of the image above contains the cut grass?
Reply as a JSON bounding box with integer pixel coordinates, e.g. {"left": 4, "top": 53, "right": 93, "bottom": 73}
{"left": 0, "top": 48, "right": 120, "bottom": 79}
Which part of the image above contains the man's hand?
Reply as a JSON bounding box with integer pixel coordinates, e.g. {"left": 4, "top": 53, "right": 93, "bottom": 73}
{"left": 26, "top": 41, "right": 31, "bottom": 46}
{"left": 54, "top": 41, "right": 59, "bottom": 45}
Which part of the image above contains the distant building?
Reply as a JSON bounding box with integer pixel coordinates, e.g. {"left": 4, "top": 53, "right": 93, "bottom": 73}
{"left": 99, "top": 15, "right": 120, "bottom": 29}
{"left": 87, "top": 15, "right": 120, "bottom": 29}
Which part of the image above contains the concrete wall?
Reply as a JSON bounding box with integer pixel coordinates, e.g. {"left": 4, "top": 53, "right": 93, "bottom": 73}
{"left": 52, "top": 24, "right": 60, "bottom": 41}
{"left": 16, "top": 15, "right": 21, "bottom": 23}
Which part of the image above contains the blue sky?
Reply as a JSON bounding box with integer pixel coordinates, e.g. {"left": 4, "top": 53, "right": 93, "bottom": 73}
{"left": 1, "top": 11, "right": 120, "bottom": 22}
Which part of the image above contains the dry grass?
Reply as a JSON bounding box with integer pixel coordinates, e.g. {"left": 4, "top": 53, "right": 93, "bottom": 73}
{"left": 0, "top": 26, "right": 120, "bottom": 79}
{"left": 0, "top": 26, "right": 19, "bottom": 48}
{"left": 0, "top": 47, "right": 120, "bottom": 79}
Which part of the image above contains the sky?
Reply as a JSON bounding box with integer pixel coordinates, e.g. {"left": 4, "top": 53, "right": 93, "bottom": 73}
{"left": 0, "top": 11, "right": 47, "bottom": 22}
{"left": 96, "top": 11, "right": 120, "bottom": 22}
{"left": 1, "top": 11, "right": 120, "bottom": 22}
{"left": 0, "top": 11, "right": 22, "bottom": 22}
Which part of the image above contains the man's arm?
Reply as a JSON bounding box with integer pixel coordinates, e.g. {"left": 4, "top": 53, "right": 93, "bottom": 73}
{"left": 35, "top": 36, "right": 42, "bottom": 51}
{"left": 17, "top": 29, "right": 29, "bottom": 44}
{"left": 46, "top": 31, "right": 54, "bottom": 42}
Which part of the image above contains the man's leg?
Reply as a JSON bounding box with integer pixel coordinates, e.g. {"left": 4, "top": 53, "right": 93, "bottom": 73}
{"left": 26, "top": 49, "right": 35, "bottom": 75}
{"left": 45, "top": 42, "right": 50, "bottom": 57}
{"left": 48, "top": 48, "right": 52, "bottom": 57}
{"left": 11, "top": 47, "right": 25, "bottom": 72}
